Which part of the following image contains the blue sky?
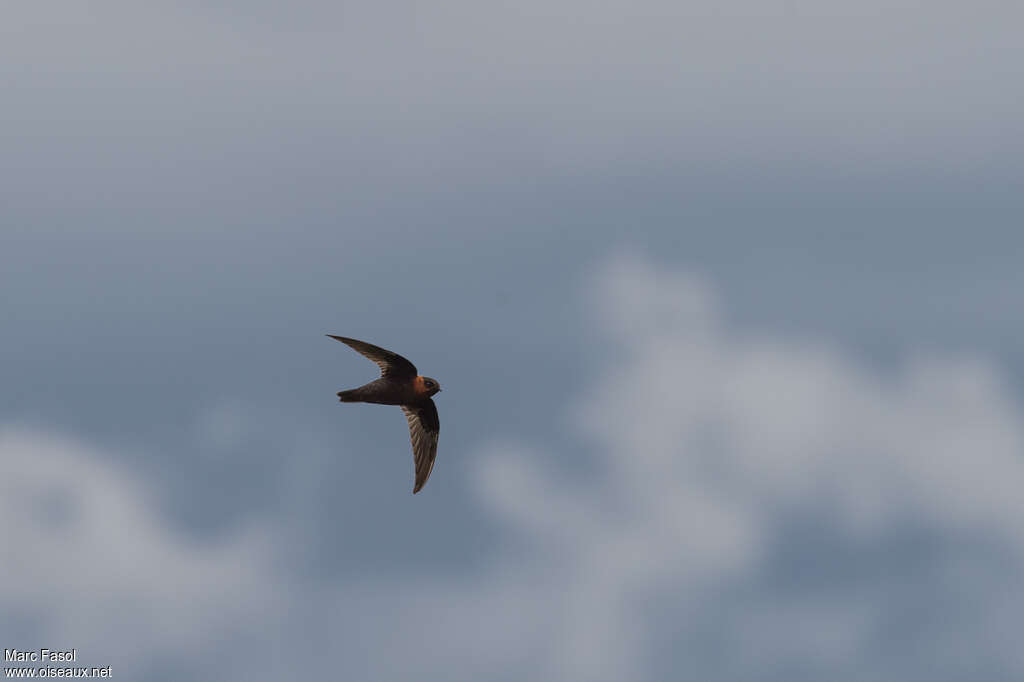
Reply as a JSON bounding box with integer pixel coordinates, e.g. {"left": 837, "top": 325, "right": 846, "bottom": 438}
{"left": 3, "top": 2, "right": 1024, "bottom": 680}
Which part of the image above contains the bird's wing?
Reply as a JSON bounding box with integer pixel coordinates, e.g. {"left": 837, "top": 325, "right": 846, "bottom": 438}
{"left": 401, "top": 399, "right": 440, "bottom": 494}
{"left": 327, "top": 335, "right": 418, "bottom": 379}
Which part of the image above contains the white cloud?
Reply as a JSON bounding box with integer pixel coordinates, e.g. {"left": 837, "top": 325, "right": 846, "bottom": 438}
{"left": 466, "top": 255, "right": 1024, "bottom": 680}
{"left": 5, "top": 255, "right": 1024, "bottom": 680}
{"left": 0, "top": 428, "right": 284, "bottom": 678}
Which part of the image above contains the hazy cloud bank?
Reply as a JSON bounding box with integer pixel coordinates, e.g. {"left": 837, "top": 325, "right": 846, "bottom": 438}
{"left": 4, "top": 256, "right": 1023, "bottom": 681}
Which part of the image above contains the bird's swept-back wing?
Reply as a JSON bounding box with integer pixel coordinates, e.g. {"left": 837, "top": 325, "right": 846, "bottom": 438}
{"left": 401, "top": 399, "right": 440, "bottom": 494}
{"left": 327, "top": 335, "right": 418, "bottom": 380}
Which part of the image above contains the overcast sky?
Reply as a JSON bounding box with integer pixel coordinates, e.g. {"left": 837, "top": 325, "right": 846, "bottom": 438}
{"left": 3, "top": 2, "right": 1023, "bottom": 680}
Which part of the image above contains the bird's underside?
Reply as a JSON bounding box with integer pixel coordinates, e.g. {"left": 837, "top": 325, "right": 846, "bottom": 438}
{"left": 328, "top": 335, "right": 441, "bottom": 493}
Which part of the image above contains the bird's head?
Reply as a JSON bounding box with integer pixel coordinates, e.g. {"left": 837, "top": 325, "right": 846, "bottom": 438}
{"left": 418, "top": 376, "right": 442, "bottom": 397}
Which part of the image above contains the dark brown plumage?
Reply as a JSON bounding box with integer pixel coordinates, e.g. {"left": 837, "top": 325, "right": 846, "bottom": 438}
{"left": 328, "top": 335, "right": 441, "bottom": 493}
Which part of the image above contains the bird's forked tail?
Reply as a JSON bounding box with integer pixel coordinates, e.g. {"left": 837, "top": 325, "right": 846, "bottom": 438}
{"left": 337, "top": 389, "right": 361, "bottom": 402}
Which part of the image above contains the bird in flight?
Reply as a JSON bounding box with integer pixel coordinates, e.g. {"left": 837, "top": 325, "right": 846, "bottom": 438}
{"left": 327, "top": 335, "right": 442, "bottom": 493}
